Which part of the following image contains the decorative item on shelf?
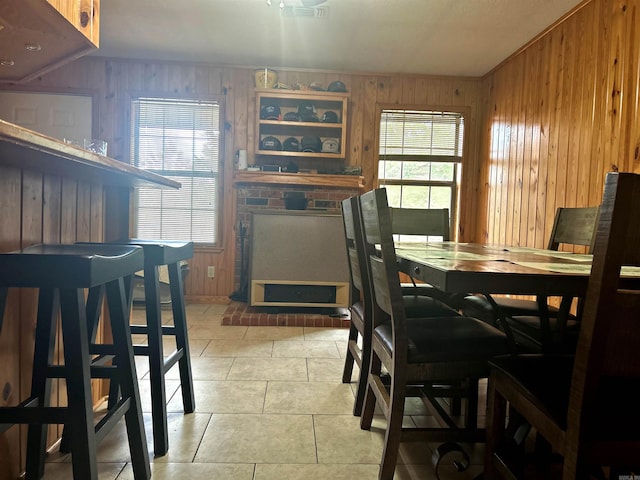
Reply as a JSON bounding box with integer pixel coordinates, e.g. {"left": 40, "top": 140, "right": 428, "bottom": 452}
{"left": 327, "top": 80, "right": 347, "bottom": 92}
{"left": 260, "top": 136, "right": 282, "bottom": 150}
{"left": 237, "top": 149, "right": 248, "bottom": 170}
{"left": 308, "top": 81, "right": 324, "bottom": 91}
{"left": 284, "top": 160, "right": 299, "bottom": 173}
{"left": 321, "top": 110, "right": 339, "bottom": 123}
{"left": 254, "top": 68, "right": 278, "bottom": 89}
{"left": 321, "top": 138, "right": 340, "bottom": 153}
{"left": 273, "top": 82, "right": 292, "bottom": 89}
{"left": 84, "top": 138, "right": 108, "bottom": 155}
{"left": 262, "top": 165, "right": 281, "bottom": 172}
{"left": 247, "top": 165, "right": 261, "bottom": 172}
{"left": 342, "top": 165, "right": 362, "bottom": 175}
{"left": 301, "top": 136, "right": 322, "bottom": 153}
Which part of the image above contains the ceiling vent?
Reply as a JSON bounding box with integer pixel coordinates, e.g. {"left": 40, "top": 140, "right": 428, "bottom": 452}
{"left": 280, "top": 6, "right": 329, "bottom": 18}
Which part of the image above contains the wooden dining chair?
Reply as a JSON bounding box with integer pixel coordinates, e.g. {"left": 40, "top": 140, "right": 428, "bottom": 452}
{"left": 357, "top": 188, "right": 511, "bottom": 479}
{"left": 340, "top": 197, "right": 460, "bottom": 416}
{"left": 484, "top": 172, "right": 640, "bottom": 479}
{"left": 461, "top": 205, "right": 600, "bottom": 353}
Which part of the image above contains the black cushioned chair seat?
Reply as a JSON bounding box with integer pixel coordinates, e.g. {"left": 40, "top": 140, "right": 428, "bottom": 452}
{"left": 460, "top": 294, "right": 563, "bottom": 323}
{"left": 375, "top": 316, "right": 509, "bottom": 363}
{"left": 0, "top": 244, "right": 144, "bottom": 288}
{"left": 489, "top": 355, "right": 574, "bottom": 430}
{"left": 402, "top": 294, "right": 461, "bottom": 319}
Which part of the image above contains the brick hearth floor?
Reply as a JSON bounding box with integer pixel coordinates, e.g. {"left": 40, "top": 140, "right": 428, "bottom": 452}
{"left": 221, "top": 301, "right": 351, "bottom": 327}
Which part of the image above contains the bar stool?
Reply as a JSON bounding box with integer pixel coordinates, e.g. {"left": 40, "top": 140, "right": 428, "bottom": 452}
{"left": 0, "top": 244, "right": 151, "bottom": 480}
{"left": 102, "top": 239, "right": 195, "bottom": 457}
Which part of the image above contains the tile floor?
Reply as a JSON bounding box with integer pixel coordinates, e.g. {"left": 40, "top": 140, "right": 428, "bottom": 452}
{"left": 44, "top": 303, "right": 485, "bottom": 479}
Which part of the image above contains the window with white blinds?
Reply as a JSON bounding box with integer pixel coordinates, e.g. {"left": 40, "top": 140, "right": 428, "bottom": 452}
{"left": 378, "top": 109, "right": 464, "bottom": 240}
{"left": 130, "top": 98, "right": 222, "bottom": 245}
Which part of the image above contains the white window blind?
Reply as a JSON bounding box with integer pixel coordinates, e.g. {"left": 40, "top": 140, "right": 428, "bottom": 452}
{"left": 378, "top": 109, "right": 464, "bottom": 236}
{"left": 131, "top": 98, "right": 222, "bottom": 245}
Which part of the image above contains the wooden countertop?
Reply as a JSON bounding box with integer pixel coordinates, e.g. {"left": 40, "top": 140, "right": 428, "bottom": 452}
{"left": 0, "top": 120, "right": 180, "bottom": 188}
{"left": 233, "top": 170, "right": 364, "bottom": 189}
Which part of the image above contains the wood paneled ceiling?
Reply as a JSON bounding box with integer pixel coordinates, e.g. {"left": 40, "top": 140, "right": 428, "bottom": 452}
{"left": 94, "top": 0, "right": 585, "bottom": 77}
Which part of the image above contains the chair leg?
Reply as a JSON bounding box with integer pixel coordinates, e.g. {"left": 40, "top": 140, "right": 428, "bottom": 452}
{"left": 484, "top": 379, "right": 507, "bottom": 480}
{"left": 142, "top": 265, "right": 169, "bottom": 457}
{"left": 58, "top": 288, "right": 100, "bottom": 480}
{"left": 342, "top": 323, "right": 359, "bottom": 383}
{"left": 360, "top": 352, "right": 381, "bottom": 430}
{"left": 379, "top": 371, "right": 408, "bottom": 480}
{"left": 106, "top": 277, "right": 151, "bottom": 480}
{"left": 24, "top": 289, "right": 59, "bottom": 480}
{"left": 168, "top": 262, "right": 195, "bottom": 414}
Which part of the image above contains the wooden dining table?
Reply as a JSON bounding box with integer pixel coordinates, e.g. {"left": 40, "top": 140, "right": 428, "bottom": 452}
{"left": 395, "top": 242, "right": 599, "bottom": 297}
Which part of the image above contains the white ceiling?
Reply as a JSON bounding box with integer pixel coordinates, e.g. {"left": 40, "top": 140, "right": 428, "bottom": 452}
{"left": 95, "top": 0, "right": 584, "bottom": 77}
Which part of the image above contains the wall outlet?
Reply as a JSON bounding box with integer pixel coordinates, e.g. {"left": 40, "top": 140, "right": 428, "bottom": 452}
{"left": 207, "top": 266, "right": 215, "bottom": 278}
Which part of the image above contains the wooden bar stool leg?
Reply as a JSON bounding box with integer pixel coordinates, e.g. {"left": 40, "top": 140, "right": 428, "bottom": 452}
{"left": 59, "top": 287, "right": 99, "bottom": 480}
{"left": 168, "top": 262, "right": 195, "bottom": 413}
{"left": 24, "top": 288, "right": 59, "bottom": 480}
{"left": 143, "top": 264, "right": 169, "bottom": 456}
{"left": 106, "top": 277, "right": 151, "bottom": 479}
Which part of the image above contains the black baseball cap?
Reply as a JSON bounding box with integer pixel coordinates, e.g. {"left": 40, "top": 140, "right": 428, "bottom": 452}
{"left": 260, "top": 136, "right": 282, "bottom": 150}
{"left": 260, "top": 104, "right": 281, "bottom": 120}
{"left": 297, "top": 101, "right": 318, "bottom": 122}
{"left": 283, "top": 111, "right": 300, "bottom": 121}
{"left": 283, "top": 137, "right": 300, "bottom": 152}
{"left": 327, "top": 80, "right": 347, "bottom": 92}
{"left": 321, "top": 111, "right": 339, "bottom": 123}
{"left": 301, "top": 136, "right": 322, "bottom": 153}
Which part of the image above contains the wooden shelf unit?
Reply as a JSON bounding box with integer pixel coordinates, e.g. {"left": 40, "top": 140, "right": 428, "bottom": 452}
{"left": 255, "top": 89, "right": 349, "bottom": 160}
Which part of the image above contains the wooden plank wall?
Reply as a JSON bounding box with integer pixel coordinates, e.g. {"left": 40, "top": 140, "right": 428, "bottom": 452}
{"left": 0, "top": 166, "right": 104, "bottom": 478}
{"left": 477, "top": 0, "right": 640, "bottom": 249}
{"left": 15, "top": 59, "right": 483, "bottom": 298}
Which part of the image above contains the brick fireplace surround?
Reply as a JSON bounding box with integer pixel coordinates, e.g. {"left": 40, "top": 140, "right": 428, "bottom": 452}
{"left": 230, "top": 171, "right": 363, "bottom": 326}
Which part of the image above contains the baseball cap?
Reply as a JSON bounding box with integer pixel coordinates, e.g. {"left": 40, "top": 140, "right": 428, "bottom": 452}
{"left": 297, "top": 101, "right": 318, "bottom": 122}
{"left": 321, "top": 138, "right": 340, "bottom": 153}
{"left": 327, "top": 80, "right": 347, "bottom": 92}
{"left": 301, "top": 136, "right": 322, "bottom": 153}
{"left": 321, "top": 111, "right": 339, "bottom": 123}
{"left": 260, "top": 136, "right": 282, "bottom": 150}
{"left": 260, "top": 104, "right": 281, "bottom": 120}
{"left": 283, "top": 111, "right": 300, "bottom": 121}
{"left": 283, "top": 137, "right": 300, "bottom": 152}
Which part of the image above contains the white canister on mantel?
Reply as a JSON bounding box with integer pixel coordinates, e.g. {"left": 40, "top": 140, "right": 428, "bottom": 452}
{"left": 237, "top": 149, "right": 248, "bottom": 170}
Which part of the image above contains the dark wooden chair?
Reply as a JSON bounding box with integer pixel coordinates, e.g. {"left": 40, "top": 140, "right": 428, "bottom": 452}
{"left": 341, "top": 198, "right": 460, "bottom": 416}
{"left": 357, "top": 188, "right": 511, "bottom": 479}
{"left": 484, "top": 172, "right": 640, "bottom": 479}
{"left": 461, "top": 205, "right": 600, "bottom": 352}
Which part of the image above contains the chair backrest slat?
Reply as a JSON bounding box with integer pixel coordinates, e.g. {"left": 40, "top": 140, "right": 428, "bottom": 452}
{"left": 547, "top": 206, "right": 600, "bottom": 252}
{"left": 389, "top": 207, "right": 451, "bottom": 240}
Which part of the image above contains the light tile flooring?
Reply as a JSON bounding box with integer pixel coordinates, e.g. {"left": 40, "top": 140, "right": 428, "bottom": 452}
{"left": 45, "top": 303, "right": 484, "bottom": 479}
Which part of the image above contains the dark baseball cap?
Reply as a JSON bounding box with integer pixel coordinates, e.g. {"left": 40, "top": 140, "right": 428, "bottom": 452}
{"left": 260, "top": 136, "right": 282, "bottom": 150}
{"left": 297, "top": 101, "right": 318, "bottom": 122}
{"left": 301, "top": 136, "right": 322, "bottom": 153}
{"left": 260, "top": 104, "right": 281, "bottom": 120}
{"left": 327, "top": 80, "right": 347, "bottom": 92}
{"left": 283, "top": 137, "right": 300, "bottom": 152}
{"left": 321, "top": 111, "right": 339, "bottom": 123}
{"left": 283, "top": 111, "right": 300, "bottom": 121}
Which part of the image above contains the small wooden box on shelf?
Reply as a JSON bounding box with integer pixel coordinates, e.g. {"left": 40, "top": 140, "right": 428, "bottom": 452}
{"left": 255, "top": 89, "right": 349, "bottom": 160}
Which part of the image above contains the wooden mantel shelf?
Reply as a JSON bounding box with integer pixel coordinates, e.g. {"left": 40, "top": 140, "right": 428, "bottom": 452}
{"left": 0, "top": 120, "right": 179, "bottom": 188}
{"left": 233, "top": 170, "right": 364, "bottom": 190}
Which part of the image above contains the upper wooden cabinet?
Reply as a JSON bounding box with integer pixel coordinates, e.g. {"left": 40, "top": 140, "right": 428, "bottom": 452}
{"left": 0, "top": 0, "right": 99, "bottom": 84}
{"left": 255, "top": 89, "right": 349, "bottom": 160}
